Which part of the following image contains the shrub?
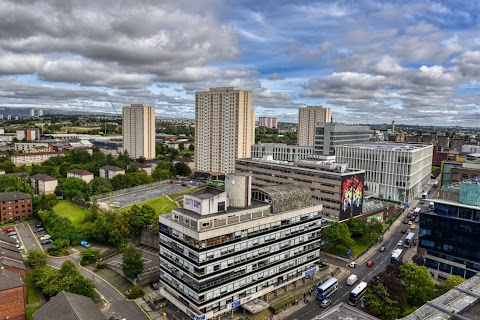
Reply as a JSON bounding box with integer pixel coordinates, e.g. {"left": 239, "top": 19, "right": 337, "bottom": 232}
{"left": 127, "top": 285, "right": 144, "bottom": 299}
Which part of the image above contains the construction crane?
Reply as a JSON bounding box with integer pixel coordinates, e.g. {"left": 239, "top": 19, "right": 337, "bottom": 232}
{"left": 107, "top": 98, "right": 119, "bottom": 116}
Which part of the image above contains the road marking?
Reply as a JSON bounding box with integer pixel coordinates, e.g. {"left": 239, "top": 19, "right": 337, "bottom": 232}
{"left": 367, "top": 271, "right": 372, "bottom": 276}
{"left": 26, "top": 222, "right": 45, "bottom": 252}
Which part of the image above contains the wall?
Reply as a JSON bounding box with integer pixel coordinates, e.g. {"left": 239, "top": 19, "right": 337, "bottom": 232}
{"left": 0, "top": 286, "right": 26, "bottom": 320}
{"left": 140, "top": 229, "right": 159, "bottom": 249}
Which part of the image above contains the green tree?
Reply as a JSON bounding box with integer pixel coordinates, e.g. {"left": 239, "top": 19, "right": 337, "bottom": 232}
{"left": 322, "top": 222, "right": 354, "bottom": 249}
{"left": 188, "top": 144, "right": 194, "bottom": 151}
{"left": 399, "top": 263, "right": 435, "bottom": 306}
{"left": 443, "top": 275, "right": 465, "bottom": 291}
{"left": 152, "top": 168, "right": 172, "bottom": 181}
{"left": 62, "top": 177, "right": 91, "bottom": 200}
{"left": 346, "top": 218, "right": 366, "bottom": 239}
{"left": 364, "top": 282, "right": 400, "bottom": 320}
{"left": 0, "top": 175, "right": 33, "bottom": 195}
{"left": 32, "top": 194, "right": 58, "bottom": 216}
{"left": 90, "top": 177, "right": 113, "bottom": 195}
{"left": 130, "top": 205, "right": 157, "bottom": 232}
{"left": 122, "top": 245, "right": 144, "bottom": 278}
{"left": 27, "top": 249, "right": 48, "bottom": 269}
{"left": 175, "top": 162, "right": 192, "bottom": 177}
{"left": 80, "top": 247, "right": 101, "bottom": 266}
{"left": 362, "top": 220, "right": 383, "bottom": 243}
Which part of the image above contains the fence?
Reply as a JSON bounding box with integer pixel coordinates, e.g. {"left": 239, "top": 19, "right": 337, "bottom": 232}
{"left": 91, "top": 180, "right": 170, "bottom": 200}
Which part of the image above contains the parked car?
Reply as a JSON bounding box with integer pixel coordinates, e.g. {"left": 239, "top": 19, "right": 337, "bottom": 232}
{"left": 348, "top": 261, "right": 357, "bottom": 268}
{"left": 80, "top": 240, "right": 90, "bottom": 248}
{"left": 36, "top": 223, "right": 43, "bottom": 228}
{"left": 7, "top": 231, "right": 17, "bottom": 237}
{"left": 40, "top": 235, "right": 51, "bottom": 241}
{"left": 367, "top": 260, "right": 374, "bottom": 267}
{"left": 401, "top": 228, "right": 407, "bottom": 234}
{"left": 320, "top": 299, "right": 332, "bottom": 308}
{"left": 9, "top": 235, "right": 18, "bottom": 240}
{"left": 41, "top": 239, "right": 53, "bottom": 245}
{"left": 403, "top": 219, "right": 409, "bottom": 224}
{"left": 415, "top": 217, "right": 419, "bottom": 223}
{"left": 16, "top": 244, "right": 24, "bottom": 251}
{"left": 3, "top": 227, "right": 14, "bottom": 233}
{"left": 150, "top": 282, "right": 159, "bottom": 290}
{"left": 34, "top": 227, "right": 45, "bottom": 233}
{"left": 408, "top": 220, "right": 413, "bottom": 225}
{"left": 380, "top": 246, "right": 386, "bottom": 252}
{"left": 397, "top": 240, "right": 403, "bottom": 246}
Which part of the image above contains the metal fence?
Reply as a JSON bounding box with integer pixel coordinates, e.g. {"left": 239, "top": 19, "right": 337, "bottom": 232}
{"left": 91, "top": 180, "right": 170, "bottom": 200}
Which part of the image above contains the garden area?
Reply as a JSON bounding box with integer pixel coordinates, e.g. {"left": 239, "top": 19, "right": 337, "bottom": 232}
{"left": 124, "top": 196, "right": 177, "bottom": 215}
{"left": 53, "top": 200, "right": 87, "bottom": 228}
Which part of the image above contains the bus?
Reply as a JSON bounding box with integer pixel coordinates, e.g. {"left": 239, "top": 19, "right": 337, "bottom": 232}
{"left": 391, "top": 248, "right": 403, "bottom": 262}
{"left": 413, "top": 207, "right": 421, "bottom": 215}
{"left": 404, "top": 232, "right": 415, "bottom": 248}
{"left": 348, "top": 281, "right": 368, "bottom": 305}
{"left": 317, "top": 277, "right": 339, "bottom": 301}
{"left": 422, "top": 192, "right": 428, "bottom": 200}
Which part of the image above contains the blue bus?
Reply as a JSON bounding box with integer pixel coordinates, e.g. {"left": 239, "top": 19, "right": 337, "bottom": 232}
{"left": 348, "top": 281, "right": 368, "bottom": 305}
{"left": 317, "top": 277, "right": 339, "bottom": 301}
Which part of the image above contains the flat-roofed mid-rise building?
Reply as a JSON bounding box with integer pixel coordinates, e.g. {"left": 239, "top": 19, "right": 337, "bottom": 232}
{"left": 335, "top": 143, "right": 433, "bottom": 203}
{"left": 298, "top": 106, "right": 331, "bottom": 147}
{"left": 122, "top": 104, "right": 156, "bottom": 160}
{"left": 258, "top": 116, "right": 277, "bottom": 129}
{"left": 251, "top": 143, "right": 316, "bottom": 162}
{"left": 195, "top": 87, "right": 255, "bottom": 178}
{"left": 30, "top": 174, "right": 58, "bottom": 195}
{"left": 236, "top": 158, "right": 365, "bottom": 220}
{"left": 159, "top": 174, "right": 323, "bottom": 320}
{"left": 315, "top": 123, "right": 371, "bottom": 156}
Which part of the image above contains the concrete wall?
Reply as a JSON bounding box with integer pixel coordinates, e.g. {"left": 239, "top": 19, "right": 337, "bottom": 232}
{"left": 140, "top": 229, "right": 159, "bottom": 249}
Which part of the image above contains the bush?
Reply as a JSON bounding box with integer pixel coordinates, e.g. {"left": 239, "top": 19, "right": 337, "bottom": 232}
{"left": 127, "top": 285, "right": 143, "bottom": 299}
{"left": 47, "top": 246, "right": 69, "bottom": 256}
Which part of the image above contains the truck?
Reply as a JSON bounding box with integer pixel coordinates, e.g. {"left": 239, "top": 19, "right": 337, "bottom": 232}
{"left": 391, "top": 248, "right": 403, "bottom": 262}
{"left": 347, "top": 274, "right": 358, "bottom": 286}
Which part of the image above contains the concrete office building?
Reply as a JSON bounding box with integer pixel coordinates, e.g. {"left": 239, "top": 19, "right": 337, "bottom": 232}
{"left": 258, "top": 116, "right": 277, "bottom": 129}
{"left": 122, "top": 104, "right": 156, "bottom": 160}
{"left": 335, "top": 143, "right": 433, "bottom": 203}
{"left": 236, "top": 158, "right": 365, "bottom": 220}
{"left": 251, "top": 143, "right": 316, "bottom": 162}
{"left": 297, "top": 106, "right": 331, "bottom": 147}
{"left": 418, "top": 179, "right": 480, "bottom": 280}
{"left": 159, "top": 174, "right": 323, "bottom": 320}
{"left": 315, "top": 123, "right": 371, "bottom": 156}
{"left": 194, "top": 87, "right": 255, "bottom": 178}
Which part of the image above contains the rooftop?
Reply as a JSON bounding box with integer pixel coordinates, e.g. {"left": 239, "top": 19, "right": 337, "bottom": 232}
{"left": 174, "top": 199, "right": 269, "bottom": 220}
{"left": 100, "top": 165, "right": 124, "bottom": 171}
{"left": 338, "top": 142, "right": 432, "bottom": 151}
{"left": 0, "top": 191, "right": 31, "bottom": 202}
{"left": 31, "top": 174, "right": 57, "bottom": 181}
{"left": 310, "top": 302, "right": 379, "bottom": 320}
{"left": 33, "top": 291, "right": 105, "bottom": 320}
{"left": 0, "top": 267, "right": 24, "bottom": 291}
{"left": 67, "top": 169, "right": 93, "bottom": 176}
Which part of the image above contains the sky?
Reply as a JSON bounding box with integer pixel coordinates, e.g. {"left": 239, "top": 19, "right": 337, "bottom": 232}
{"left": 1, "top": 0, "right": 480, "bottom": 126}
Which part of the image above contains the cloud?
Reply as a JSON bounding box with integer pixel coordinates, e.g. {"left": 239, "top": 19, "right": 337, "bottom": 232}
{"left": 267, "top": 73, "right": 285, "bottom": 80}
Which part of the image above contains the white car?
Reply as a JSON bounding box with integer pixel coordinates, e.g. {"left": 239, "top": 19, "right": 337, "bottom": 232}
{"left": 40, "top": 235, "right": 51, "bottom": 241}
{"left": 397, "top": 240, "right": 403, "bottom": 246}
{"left": 348, "top": 261, "right": 357, "bottom": 268}
{"left": 16, "top": 245, "right": 24, "bottom": 251}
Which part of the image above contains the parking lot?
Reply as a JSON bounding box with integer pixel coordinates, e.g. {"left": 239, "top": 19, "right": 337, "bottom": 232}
{"left": 98, "top": 183, "right": 189, "bottom": 208}
{"left": 14, "top": 220, "right": 55, "bottom": 253}
{"left": 103, "top": 244, "right": 159, "bottom": 271}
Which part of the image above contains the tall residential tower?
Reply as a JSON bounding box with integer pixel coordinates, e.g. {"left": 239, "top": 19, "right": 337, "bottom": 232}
{"left": 122, "top": 104, "right": 156, "bottom": 160}
{"left": 298, "top": 106, "right": 331, "bottom": 147}
{"left": 195, "top": 87, "right": 254, "bottom": 178}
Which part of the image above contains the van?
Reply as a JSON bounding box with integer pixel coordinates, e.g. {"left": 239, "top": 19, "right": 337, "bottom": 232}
{"left": 347, "top": 274, "right": 358, "bottom": 286}
{"left": 429, "top": 202, "right": 434, "bottom": 208}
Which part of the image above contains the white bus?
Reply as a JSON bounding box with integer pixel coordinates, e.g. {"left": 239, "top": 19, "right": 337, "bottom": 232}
{"left": 404, "top": 232, "right": 415, "bottom": 248}
{"left": 391, "top": 248, "right": 403, "bottom": 262}
{"left": 348, "top": 281, "right": 368, "bottom": 305}
{"left": 413, "top": 207, "right": 421, "bottom": 215}
{"left": 317, "top": 277, "right": 339, "bottom": 301}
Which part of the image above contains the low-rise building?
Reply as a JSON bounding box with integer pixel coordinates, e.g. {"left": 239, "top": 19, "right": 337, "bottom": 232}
{"left": 0, "top": 192, "right": 32, "bottom": 223}
{"left": 67, "top": 169, "right": 94, "bottom": 183}
{"left": 14, "top": 142, "right": 52, "bottom": 152}
{"left": 173, "top": 158, "right": 195, "bottom": 171}
{"left": 10, "top": 152, "right": 64, "bottom": 165}
{"left": 0, "top": 267, "right": 26, "bottom": 320}
{"left": 236, "top": 158, "right": 365, "bottom": 220}
{"left": 33, "top": 291, "right": 105, "bottom": 320}
{"left": 130, "top": 162, "right": 153, "bottom": 175}
{"left": 30, "top": 174, "right": 58, "bottom": 195}
{"left": 251, "top": 143, "right": 316, "bottom": 162}
{"left": 160, "top": 174, "right": 323, "bottom": 320}
{"left": 99, "top": 165, "right": 125, "bottom": 179}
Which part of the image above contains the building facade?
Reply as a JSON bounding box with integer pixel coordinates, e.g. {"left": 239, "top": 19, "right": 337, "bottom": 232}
{"left": 66, "top": 169, "right": 94, "bottom": 183}
{"left": 314, "top": 123, "right": 371, "bottom": 156}
{"left": 0, "top": 268, "right": 26, "bottom": 320}
{"left": 122, "top": 104, "right": 156, "bottom": 160}
{"left": 0, "top": 192, "right": 32, "bottom": 223}
{"left": 159, "top": 175, "right": 323, "bottom": 320}
{"left": 335, "top": 143, "right": 433, "bottom": 203}
{"left": 10, "top": 152, "right": 63, "bottom": 165}
{"left": 30, "top": 174, "right": 58, "bottom": 195}
{"left": 99, "top": 165, "right": 125, "bottom": 179}
{"left": 194, "top": 87, "right": 255, "bottom": 178}
{"left": 236, "top": 158, "right": 365, "bottom": 220}
{"left": 297, "top": 106, "right": 331, "bottom": 147}
{"left": 14, "top": 142, "right": 52, "bottom": 152}
{"left": 418, "top": 180, "right": 480, "bottom": 280}
{"left": 251, "top": 143, "right": 316, "bottom": 162}
{"left": 258, "top": 116, "right": 278, "bottom": 129}
{"left": 16, "top": 128, "right": 40, "bottom": 141}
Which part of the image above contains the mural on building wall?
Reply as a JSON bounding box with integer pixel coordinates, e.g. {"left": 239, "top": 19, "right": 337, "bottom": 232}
{"left": 339, "top": 173, "right": 365, "bottom": 220}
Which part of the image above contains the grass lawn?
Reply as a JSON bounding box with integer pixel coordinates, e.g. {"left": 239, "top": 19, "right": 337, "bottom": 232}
{"left": 52, "top": 200, "right": 87, "bottom": 228}
{"left": 26, "top": 270, "right": 40, "bottom": 304}
{"left": 323, "top": 240, "right": 371, "bottom": 258}
{"left": 125, "top": 196, "right": 178, "bottom": 215}
{"left": 26, "top": 306, "right": 41, "bottom": 320}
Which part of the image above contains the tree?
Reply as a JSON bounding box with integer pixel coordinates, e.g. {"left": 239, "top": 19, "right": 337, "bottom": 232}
{"left": 364, "top": 282, "right": 400, "bottom": 320}
{"left": 80, "top": 247, "right": 101, "bottom": 266}
{"left": 62, "top": 177, "right": 91, "bottom": 200}
{"left": 188, "top": 144, "right": 194, "bottom": 151}
{"left": 27, "top": 249, "right": 48, "bottom": 269}
{"left": 0, "top": 175, "right": 33, "bottom": 195}
{"left": 90, "top": 177, "right": 113, "bottom": 195}
{"left": 175, "top": 162, "right": 192, "bottom": 177}
{"left": 122, "top": 245, "right": 144, "bottom": 278}
{"left": 322, "top": 222, "right": 354, "bottom": 249}
{"left": 346, "top": 218, "right": 366, "bottom": 239}
{"left": 152, "top": 167, "right": 171, "bottom": 181}
{"left": 399, "top": 263, "right": 435, "bottom": 306}
{"left": 130, "top": 205, "right": 156, "bottom": 232}
{"left": 362, "top": 220, "right": 383, "bottom": 243}
{"left": 443, "top": 275, "right": 465, "bottom": 291}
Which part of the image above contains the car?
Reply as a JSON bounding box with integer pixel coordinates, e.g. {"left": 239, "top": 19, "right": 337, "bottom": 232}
{"left": 80, "top": 240, "right": 90, "bottom": 248}
{"left": 410, "top": 224, "right": 416, "bottom": 229}
{"left": 415, "top": 218, "right": 419, "bottom": 223}
{"left": 34, "top": 227, "right": 45, "bottom": 233}
{"left": 181, "top": 183, "right": 188, "bottom": 186}
{"left": 367, "top": 260, "right": 374, "bottom": 267}
{"left": 401, "top": 228, "right": 407, "bottom": 234}
{"left": 16, "top": 244, "right": 24, "bottom": 251}
{"left": 420, "top": 200, "right": 425, "bottom": 204}
{"left": 348, "top": 261, "right": 357, "bottom": 268}
{"left": 380, "top": 246, "right": 386, "bottom": 252}
{"left": 40, "top": 235, "right": 51, "bottom": 241}
{"left": 320, "top": 299, "right": 332, "bottom": 308}
{"left": 397, "top": 240, "right": 403, "bottom": 246}
{"left": 41, "top": 239, "right": 53, "bottom": 245}
{"left": 9, "top": 235, "right": 18, "bottom": 240}
{"left": 150, "top": 282, "right": 159, "bottom": 290}
{"left": 3, "top": 227, "right": 14, "bottom": 233}
{"left": 408, "top": 220, "right": 413, "bottom": 225}
{"left": 7, "top": 231, "right": 17, "bottom": 237}
{"left": 36, "top": 223, "right": 43, "bottom": 228}
{"left": 403, "top": 219, "right": 409, "bottom": 224}
{"left": 407, "top": 214, "right": 411, "bottom": 219}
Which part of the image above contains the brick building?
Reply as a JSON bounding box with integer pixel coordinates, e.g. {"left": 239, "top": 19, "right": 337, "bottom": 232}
{"left": 0, "top": 267, "right": 26, "bottom": 320}
{"left": 0, "top": 192, "right": 33, "bottom": 223}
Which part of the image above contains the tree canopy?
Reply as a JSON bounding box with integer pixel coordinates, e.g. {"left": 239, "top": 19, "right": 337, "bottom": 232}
{"left": 122, "top": 245, "right": 144, "bottom": 278}
{"left": 322, "top": 222, "right": 354, "bottom": 249}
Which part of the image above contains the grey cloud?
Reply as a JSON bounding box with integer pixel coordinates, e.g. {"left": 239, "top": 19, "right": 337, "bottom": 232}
{"left": 267, "top": 73, "right": 285, "bottom": 80}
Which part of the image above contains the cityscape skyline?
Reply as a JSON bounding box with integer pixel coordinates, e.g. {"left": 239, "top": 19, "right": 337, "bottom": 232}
{"left": 0, "top": 1, "right": 479, "bottom": 126}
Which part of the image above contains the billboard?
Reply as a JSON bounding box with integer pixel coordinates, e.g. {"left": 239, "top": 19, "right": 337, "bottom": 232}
{"left": 339, "top": 173, "right": 365, "bottom": 221}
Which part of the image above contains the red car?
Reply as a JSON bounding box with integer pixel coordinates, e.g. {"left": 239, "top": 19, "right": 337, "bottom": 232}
{"left": 3, "top": 227, "right": 14, "bottom": 234}
{"left": 367, "top": 260, "right": 374, "bottom": 267}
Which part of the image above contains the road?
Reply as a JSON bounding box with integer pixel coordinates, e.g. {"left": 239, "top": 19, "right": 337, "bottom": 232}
{"left": 15, "top": 220, "right": 150, "bottom": 320}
